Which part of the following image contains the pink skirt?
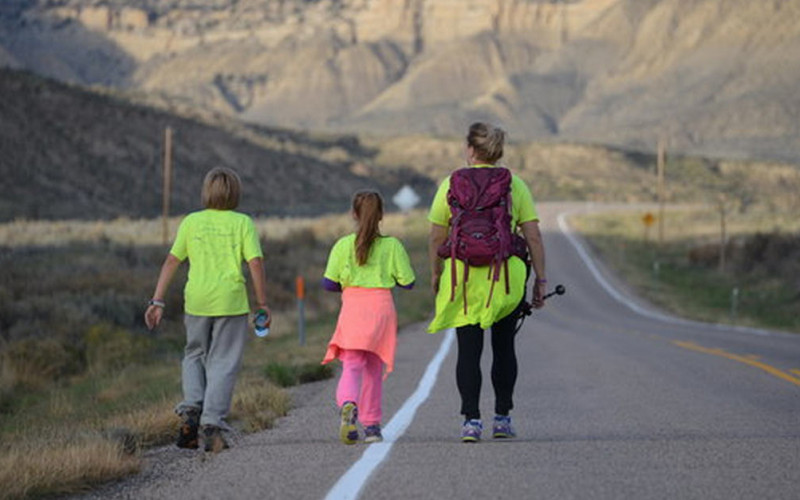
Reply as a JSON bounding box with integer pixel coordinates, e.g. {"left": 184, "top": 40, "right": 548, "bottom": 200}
{"left": 322, "top": 287, "right": 398, "bottom": 375}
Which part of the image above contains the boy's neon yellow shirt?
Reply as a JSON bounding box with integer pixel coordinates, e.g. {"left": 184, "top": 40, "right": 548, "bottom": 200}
{"left": 324, "top": 234, "right": 415, "bottom": 289}
{"left": 427, "top": 165, "right": 539, "bottom": 332}
{"left": 170, "top": 209, "right": 263, "bottom": 316}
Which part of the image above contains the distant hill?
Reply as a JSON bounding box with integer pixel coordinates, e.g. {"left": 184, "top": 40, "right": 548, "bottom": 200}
{"left": 0, "top": 68, "right": 434, "bottom": 222}
{"left": 1, "top": 67, "right": 798, "bottom": 226}
{"left": 2, "top": 0, "right": 799, "bottom": 163}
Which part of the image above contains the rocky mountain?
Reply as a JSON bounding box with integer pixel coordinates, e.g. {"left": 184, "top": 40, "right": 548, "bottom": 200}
{"left": 1, "top": 0, "right": 800, "bottom": 163}
{"left": 0, "top": 68, "right": 434, "bottom": 222}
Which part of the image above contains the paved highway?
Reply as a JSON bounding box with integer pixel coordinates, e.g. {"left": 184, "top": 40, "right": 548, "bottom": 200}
{"left": 79, "top": 203, "right": 800, "bottom": 500}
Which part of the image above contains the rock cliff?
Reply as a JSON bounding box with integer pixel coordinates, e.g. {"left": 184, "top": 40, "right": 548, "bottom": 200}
{"left": 2, "top": 0, "right": 800, "bottom": 162}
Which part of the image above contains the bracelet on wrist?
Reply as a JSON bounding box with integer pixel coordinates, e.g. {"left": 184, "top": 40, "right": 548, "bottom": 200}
{"left": 535, "top": 278, "right": 547, "bottom": 284}
{"left": 148, "top": 299, "right": 166, "bottom": 308}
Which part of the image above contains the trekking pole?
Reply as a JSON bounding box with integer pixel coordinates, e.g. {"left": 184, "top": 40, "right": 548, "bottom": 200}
{"left": 543, "top": 284, "right": 566, "bottom": 301}
{"left": 515, "top": 284, "right": 566, "bottom": 333}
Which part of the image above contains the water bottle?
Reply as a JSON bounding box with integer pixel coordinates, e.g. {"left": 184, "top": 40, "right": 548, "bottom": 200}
{"left": 254, "top": 309, "right": 270, "bottom": 338}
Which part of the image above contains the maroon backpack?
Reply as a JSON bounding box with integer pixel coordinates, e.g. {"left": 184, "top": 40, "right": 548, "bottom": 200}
{"left": 437, "top": 167, "right": 528, "bottom": 313}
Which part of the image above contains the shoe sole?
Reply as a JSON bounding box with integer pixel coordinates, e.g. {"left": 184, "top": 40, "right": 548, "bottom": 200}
{"left": 461, "top": 436, "right": 480, "bottom": 443}
{"left": 340, "top": 402, "right": 358, "bottom": 445}
{"left": 492, "top": 432, "right": 515, "bottom": 439}
{"left": 364, "top": 436, "right": 383, "bottom": 443}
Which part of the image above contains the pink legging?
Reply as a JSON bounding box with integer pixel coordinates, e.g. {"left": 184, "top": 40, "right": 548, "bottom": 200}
{"left": 336, "top": 349, "right": 383, "bottom": 426}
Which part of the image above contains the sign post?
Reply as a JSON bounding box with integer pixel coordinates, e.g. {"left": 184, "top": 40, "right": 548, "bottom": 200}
{"left": 162, "top": 126, "right": 173, "bottom": 245}
{"left": 296, "top": 275, "right": 306, "bottom": 346}
{"left": 642, "top": 212, "right": 655, "bottom": 242}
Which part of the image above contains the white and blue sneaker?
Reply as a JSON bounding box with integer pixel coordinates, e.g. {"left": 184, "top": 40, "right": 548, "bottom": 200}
{"left": 492, "top": 415, "right": 516, "bottom": 439}
{"left": 461, "top": 419, "right": 483, "bottom": 443}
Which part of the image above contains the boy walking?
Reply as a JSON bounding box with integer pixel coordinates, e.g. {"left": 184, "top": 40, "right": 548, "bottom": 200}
{"left": 144, "top": 167, "right": 269, "bottom": 452}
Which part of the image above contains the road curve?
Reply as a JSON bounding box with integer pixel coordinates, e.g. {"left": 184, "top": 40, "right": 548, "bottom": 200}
{"left": 75, "top": 202, "right": 800, "bottom": 500}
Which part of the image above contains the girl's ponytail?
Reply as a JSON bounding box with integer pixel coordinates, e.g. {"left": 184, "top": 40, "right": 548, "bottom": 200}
{"left": 352, "top": 190, "right": 384, "bottom": 266}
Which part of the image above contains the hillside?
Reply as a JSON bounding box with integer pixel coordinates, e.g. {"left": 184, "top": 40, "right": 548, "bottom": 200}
{"left": 2, "top": 0, "right": 799, "bottom": 163}
{"left": 2, "top": 66, "right": 799, "bottom": 224}
{"left": 0, "top": 68, "right": 434, "bottom": 222}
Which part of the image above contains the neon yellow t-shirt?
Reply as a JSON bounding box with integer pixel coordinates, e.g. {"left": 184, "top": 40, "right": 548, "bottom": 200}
{"left": 427, "top": 165, "right": 539, "bottom": 332}
{"left": 170, "top": 209, "right": 263, "bottom": 316}
{"left": 324, "top": 234, "right": 415, "bottom": 289}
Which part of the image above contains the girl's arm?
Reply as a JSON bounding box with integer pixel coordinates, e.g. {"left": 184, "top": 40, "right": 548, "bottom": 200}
{"left": 144, "top": 254, "right": 182, "bottom": 330}
{"left": 520, "top": 220, "right": 546, "bottom": 309}
{"left": 321, "top": 277, "right": 342, "bottom": 292}
{"left": 247, "top": 257, "right": 270, "bottom": 316}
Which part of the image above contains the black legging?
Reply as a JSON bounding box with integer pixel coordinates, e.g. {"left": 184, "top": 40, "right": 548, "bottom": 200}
{"left": 456, "top": 302, "right": 522, "bottom": 420}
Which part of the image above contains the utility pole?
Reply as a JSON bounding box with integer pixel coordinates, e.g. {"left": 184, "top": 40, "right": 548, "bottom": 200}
{"left": 718, "top": 194, "right": 728, "bottom": 272}
{"left": 162, "top": 126, "right": 173, "bottom": 245}
{"left": 657, "top": 136, "right": 666, "bottom": 245}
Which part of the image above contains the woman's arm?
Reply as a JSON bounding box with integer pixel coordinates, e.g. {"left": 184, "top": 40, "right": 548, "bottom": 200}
{"left": 520, "top": 220, "right": 546, "bottom": 308}
{"left": 144, "top": 253, "right": 182, "bottom": 330}
{"left": 428, "top": 223, "right": 448, "bottom": 294}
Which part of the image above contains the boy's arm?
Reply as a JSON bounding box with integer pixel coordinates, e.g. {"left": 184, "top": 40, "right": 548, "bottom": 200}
{"left": 247, "top": 257, "right": 269, "bottom": 314}
{"left": 144, "top": 254, "right": 182, "bottom": 330}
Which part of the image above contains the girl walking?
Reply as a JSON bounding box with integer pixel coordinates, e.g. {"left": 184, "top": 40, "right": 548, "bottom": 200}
{"left": 321, "top": 190, "right": 416, "bottom": 444}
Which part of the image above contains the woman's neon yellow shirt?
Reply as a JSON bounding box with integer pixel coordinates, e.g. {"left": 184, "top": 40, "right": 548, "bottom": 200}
{"left": 427, "top": 165, "right": 538, "bottom": 332}
{"left": 324, "top": 234, "right": 415, "bottom": 289}
{"left": 170, "top": 209, "right": 263, "bottom": 316}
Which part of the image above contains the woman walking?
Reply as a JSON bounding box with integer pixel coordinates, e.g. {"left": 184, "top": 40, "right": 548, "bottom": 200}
{"left": 428, "top": 122, "right": 547, "bottom": 442}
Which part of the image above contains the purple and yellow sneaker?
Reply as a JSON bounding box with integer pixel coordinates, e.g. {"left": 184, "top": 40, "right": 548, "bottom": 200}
{"left": 492, "top": 415, "right": 516, "bottom": 439}
{"left": 461, "top": 419, "right": 483, "bottom": 443}
{"left": 340, "top": 401, "right": 359, "bottom": 445}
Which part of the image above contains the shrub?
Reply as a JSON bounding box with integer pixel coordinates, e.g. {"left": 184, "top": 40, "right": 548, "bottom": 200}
{"left": 263, "top": 362, "right": 297, "bottom": 387}
{"left": 262, "top": 361, "right": 334, "bottom": 388}
{"left": 84, "top": 323, "right": 153, "bottom": 374}
{"left": 1, "top": 337, "right": 84, "bottom": 389}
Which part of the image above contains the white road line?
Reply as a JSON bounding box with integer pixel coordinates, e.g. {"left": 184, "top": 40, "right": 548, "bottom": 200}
{"left": 556, "top": 210, "right": 774, "bottom": 337}
{"left": 324, "top": 328, "right": 455, "bottom": 500}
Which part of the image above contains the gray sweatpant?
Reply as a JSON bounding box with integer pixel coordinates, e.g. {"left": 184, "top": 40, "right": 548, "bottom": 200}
{"left": 176, "top": 314, "right": 248, "bottom": 429}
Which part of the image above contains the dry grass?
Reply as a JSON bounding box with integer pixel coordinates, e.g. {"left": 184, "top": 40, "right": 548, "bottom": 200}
{"left": 0, "top": 209, "right": 427, "bottom": 248}
{"left": 230, "top": 377, "right": 292, "bottom": 432}
{"left": 0, "top": 437, "right": 140, "bottom": 500}
{"left": 572, "top": 206, "right": 800, "bottom": 332}
{"left": 0, "top": 209, "right": 430, "bottom": 498}
{"left": 106, "top": 402, "right": 182, "bottom": 449}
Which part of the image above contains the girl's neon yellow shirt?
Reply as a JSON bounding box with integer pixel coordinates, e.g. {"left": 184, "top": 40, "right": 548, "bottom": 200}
{"left": 324, "top": 234, "right": 415, "bottom": 289}
{"left": 427, "top": 165, "right": 539, "bottom": 332}
{"left": 170, "top": 209, "right": 263, "bottom": 316}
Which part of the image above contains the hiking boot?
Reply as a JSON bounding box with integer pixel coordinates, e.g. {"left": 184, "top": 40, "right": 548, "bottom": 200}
{"left": 492, "top": 415, "right": 516, "bottom": 439}
{"left": 203, "top": 425, "right": 229, "bottom": 453}
{"left": 340, "top": 401, "right": 359, "bottom": 445}
{"left": 364, "top": 425, "right": 383, "bottom": 443}
{"left": 461, "top": 419, "right": 482, "bottom": 443}
{"left": 176, "top": 408, "right": 200, "bottom": 449}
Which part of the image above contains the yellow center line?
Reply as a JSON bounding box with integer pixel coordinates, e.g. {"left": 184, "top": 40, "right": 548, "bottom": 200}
{"left": 673, "top": 340, "right": 800, "bottom": 387}
{"left": 791, "top": 369, "right": 800, "bottom": 377}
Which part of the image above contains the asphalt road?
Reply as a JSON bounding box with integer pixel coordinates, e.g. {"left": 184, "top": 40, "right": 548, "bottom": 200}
{"left": 78, "top": 202, "right": 800, "bottom": 500}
